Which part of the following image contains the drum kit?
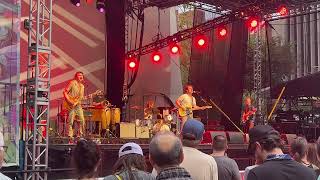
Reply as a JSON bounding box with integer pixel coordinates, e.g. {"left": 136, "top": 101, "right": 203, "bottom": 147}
{"left": 133, "top": 105, "right": 178, "bottom": 136}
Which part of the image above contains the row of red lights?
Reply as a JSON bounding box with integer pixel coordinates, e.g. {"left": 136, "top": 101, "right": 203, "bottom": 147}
{"left": 127, "top": 6, "right": 288, "bottom": 70}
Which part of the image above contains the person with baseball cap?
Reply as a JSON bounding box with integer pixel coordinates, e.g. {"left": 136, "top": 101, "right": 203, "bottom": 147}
{"left": 247, "top": 125, "right": 316, "bottom": 180}
{"left": 104, "top": 142, "right": 155, "bottom": 180}
{"left": 179, "top": 119, "right": 218, "bottom": 180}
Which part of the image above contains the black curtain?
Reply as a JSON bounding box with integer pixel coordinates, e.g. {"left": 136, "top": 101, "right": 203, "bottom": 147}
{"left": 189, "top": 19, "right": 248, "bottom": 131}
{"left": 106, "top": 0, "right": 125, "bottom": 108}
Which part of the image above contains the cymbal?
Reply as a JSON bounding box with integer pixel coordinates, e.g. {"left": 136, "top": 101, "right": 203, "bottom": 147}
{"left": 131, "top": 105, "right": 142, "bottom": 110}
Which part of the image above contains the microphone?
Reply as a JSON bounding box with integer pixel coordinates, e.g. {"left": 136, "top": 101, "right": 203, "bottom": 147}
{"left": 193, "top": 91, "right": 201, "bottom": 94}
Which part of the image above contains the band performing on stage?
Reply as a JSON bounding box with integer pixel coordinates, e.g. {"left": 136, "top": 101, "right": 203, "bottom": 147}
{"left": 59, "top": 79, "right": 259, "bottom": 141}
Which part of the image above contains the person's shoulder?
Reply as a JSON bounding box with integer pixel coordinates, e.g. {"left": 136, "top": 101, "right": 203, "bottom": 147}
{"left": 0, "top": 173, "right": 12, "bottom": 180}
{"left": 103, "top": 175, "right": 117, "bottom": 180}
{"left": 135, "top": 170, "right": 156, "bottom": 179}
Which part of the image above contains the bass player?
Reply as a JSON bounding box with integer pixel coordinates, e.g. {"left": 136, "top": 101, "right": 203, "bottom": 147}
{"left": 242, "top": 97, "right": 257, "bottom": 133}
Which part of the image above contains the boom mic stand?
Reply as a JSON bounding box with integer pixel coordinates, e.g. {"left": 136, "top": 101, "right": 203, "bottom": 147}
{"left": 197, "top": 93, "right": 211, "bottom": 127}
{"left": 208, "top": 98, "right": 244, "bottom": 135}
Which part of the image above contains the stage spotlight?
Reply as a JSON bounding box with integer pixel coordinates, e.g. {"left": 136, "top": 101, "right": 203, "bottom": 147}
{"left": 70, "top": 0, "right": 81, "bottom": 7}
{"left": 194, "top": 35, "right": 208, "bottom": 49}
{"left": 96, "top": 0, "right": 106, "bottom": 13}
{"left": 278, "top": 5, "right": 288, "bottom": 16}
{"left": 170, "top": 44, "right": 180, "bottom": 54}
{"left": 152, "top": 51, "right": 162, "bottom": 62}
{"left": 198, "top": 39, "right": 205, "bottom": 46}
{"left": 127, "top": 58, "right": 137, "bottom": 70}
{"left": 217, "top": 27, "right": 227, "bottom": 39}
{"left": 250, "top": 19, "right": 258, "bottom": 28}
{"left": 247, "top": 17, "right": 259, "bottom": 30}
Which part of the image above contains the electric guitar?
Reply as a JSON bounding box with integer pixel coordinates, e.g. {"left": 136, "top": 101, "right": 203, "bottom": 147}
{"left": 242, "top": 108, "right": 257, "bottom": 123}
{"left": 178, "top": 105, "right": 212, "bottom": 117}
{"left": 63, "top": 90, "right": 102, "bottom": 111}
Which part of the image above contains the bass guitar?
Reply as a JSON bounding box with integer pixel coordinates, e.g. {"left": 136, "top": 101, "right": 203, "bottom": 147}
{"left": 241, "top": 108, "right": 257, "bottom": 123}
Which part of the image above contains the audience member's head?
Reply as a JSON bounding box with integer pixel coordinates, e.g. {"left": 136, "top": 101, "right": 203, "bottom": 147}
{"left": 149, "top": 131, "right": 183, "bottom": 170}
{"left": 73, "top": 139, "right": 101, "bottom": 179}
{"left": 113, "top": 142, "right": 147, "bottom": 178}
{"left": 181, "top": 119, "right": 205, "bottom": 147}
{"left": 248, "top": 125, "right": 282, "bottom": 161}
{"left": 212, "top": 135, "right": 228, "bottom": 153}
{"left": 290, "top": 136, "right": 309, "bottom": 163}
{"left": 307, "top": 143, "right": 320, "bottom": 168}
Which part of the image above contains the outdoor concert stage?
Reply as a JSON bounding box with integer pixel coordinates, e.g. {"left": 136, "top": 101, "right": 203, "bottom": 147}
{"left": 47, "top": 135, "right": 293, "bottom": 179}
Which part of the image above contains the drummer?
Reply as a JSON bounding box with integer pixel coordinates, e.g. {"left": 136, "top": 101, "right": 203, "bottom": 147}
{"left": 92, "top": 90, "right": 110, "bottom": 137}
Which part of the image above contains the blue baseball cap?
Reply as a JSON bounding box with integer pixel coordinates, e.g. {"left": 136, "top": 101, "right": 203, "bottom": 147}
{"left": 182, "top": 119, "right": 205, "bottom": 140}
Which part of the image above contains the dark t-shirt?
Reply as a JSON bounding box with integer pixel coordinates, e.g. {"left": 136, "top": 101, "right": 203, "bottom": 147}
{"left": 247, "top": 159, "right": 317, "bottom": 180}
{"left": 213, "top": 156, "right": 241, "bottom": 180}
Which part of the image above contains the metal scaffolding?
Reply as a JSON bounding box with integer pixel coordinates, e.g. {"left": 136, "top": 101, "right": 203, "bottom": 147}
{"left": 24, "top": 0, "right": 53, "bottom": 179}
{"left": 253, "top": 29, "right": 264, "bottom": 125}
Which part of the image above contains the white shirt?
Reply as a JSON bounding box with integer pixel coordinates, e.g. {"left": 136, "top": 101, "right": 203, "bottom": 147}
{"left": 0, "top": 173, "right": 11, "bottom": 180}
{"left": 180, "top": 146, "right": 218, "bottom": 180}
{"left": 177, "top": 94, "right": 196, "bottom": 108}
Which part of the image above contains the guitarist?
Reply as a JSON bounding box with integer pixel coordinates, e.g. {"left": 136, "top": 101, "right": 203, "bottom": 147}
{"left": 242, "top": 97, "right": 257, "bottom": 133}
{"left": 176, "top": 84, "right": 202, "bottom": 130}
{"left": 63, "top": 72, "right": 85, "bottom": 140}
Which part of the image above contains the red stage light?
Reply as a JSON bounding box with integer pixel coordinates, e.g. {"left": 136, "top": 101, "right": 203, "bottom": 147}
{"left": 250, "top": 19, "right": 258, "bottom": 28}
{"left": 278, "top": 5, "right": 288, "bottom": 16}
{"left": 129, "top": 61, "right": 136, "bottom": 68}
{"left": 152, "top": 52, "right": 162, "bottom": 62}
{"left": 198, "top": 38, "right": 205, "bottom": 46}
{"left": 217, "top": 27, "right": 227, "bottom": 39}
{"left": 170, "top": 44, "right": 180, "bottom": 54}
{"left": 127, "top": 58, "right": 137, "bottom": 69}
{"left": 219, "top": 29, "right": 227, "bottom": 36}
{"left": 194, "top": 35, "right": 208, "bottom": 49}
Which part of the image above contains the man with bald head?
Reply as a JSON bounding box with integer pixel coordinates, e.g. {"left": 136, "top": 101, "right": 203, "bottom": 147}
{"left": 149, "top": 132, "right": 192, "bottom": 180}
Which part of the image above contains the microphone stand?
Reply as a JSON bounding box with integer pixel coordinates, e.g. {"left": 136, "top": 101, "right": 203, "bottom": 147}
{"left": 208, "top": 98, "right": 244, "bottom": 135}
{"left": 197, "top": 93, "right": 210, "bottom": 127}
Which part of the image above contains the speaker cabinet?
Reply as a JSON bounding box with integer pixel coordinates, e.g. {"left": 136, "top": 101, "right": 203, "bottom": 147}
{"left": 120, "top": 123, "right": 135, "bottom": 138}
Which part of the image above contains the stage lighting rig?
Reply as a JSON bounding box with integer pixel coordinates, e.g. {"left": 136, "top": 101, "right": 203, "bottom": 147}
{"left": 96, "top": 0, "right": 106, "bottom": 13}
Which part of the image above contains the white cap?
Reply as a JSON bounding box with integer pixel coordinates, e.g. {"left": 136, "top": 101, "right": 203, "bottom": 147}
{"left": 118, "top": 142, "right": 143, "bottom": 158}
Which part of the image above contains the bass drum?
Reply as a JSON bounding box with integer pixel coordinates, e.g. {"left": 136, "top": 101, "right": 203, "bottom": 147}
{"left": 110, "top": 108, "right": 121, "bottom": 124}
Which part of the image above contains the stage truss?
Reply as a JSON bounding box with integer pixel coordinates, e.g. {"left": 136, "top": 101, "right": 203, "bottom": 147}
{"left": 24, "top": 0, "right": 53, "bottom": 179}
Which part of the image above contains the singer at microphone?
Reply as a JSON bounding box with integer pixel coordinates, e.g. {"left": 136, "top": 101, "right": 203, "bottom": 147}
{"left": 176, "top": 84, "right": 206, "bottom": 130}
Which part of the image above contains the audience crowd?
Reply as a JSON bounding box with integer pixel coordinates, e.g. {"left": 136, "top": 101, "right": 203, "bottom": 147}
{"left": 66, "top": 119, "right": 320, "bottom": 180}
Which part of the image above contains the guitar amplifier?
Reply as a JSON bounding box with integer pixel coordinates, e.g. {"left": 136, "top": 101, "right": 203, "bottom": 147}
{"left": 136, "top": 126, "right": 150, "bottom": 138}
{"left": 120, "top": 123, "right": 136, "bottom": 138}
